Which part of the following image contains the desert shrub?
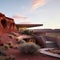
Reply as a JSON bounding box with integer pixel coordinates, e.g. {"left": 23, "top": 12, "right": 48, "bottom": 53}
{"left": 7, "top": 42, "right": 13, "bottom": 48}
{"left": 0, "top": 44, "right": 9, "bottom": 56}
{"left": 0, "top": 47, "right": 7, "bottom": 56}
{"left": 8, "top": 35, "right": 14, "bottom": 39}
{"left": 21, "top": 30, "right": 33, "bottom": 35}
{"left": 16, "top": 39, "right": 26, "bottom": 44}
{"left": 18, "top": 42, "right": 40, "bottom": 54}
{"left": 0, "top": 44, "right": 9, "bottom": 51}
{"left": 9, "top": 32, "right": 18, "bottom": 36}
{"left": 5, "top": 55, "right": 15, "bottom": 60}
{"left": 0, "top": 54, "right": 15, "bottom": 60}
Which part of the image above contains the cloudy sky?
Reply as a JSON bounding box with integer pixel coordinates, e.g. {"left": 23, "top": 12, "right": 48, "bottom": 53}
{"left": 0, "top": 0, "right": 60, "bottom": 29}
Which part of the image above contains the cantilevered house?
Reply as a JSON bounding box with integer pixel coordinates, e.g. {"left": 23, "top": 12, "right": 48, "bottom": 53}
{"left": 0, "top": 13, "right": 60, "bottom": 60}
{"left": 16, "top": 24, "right": 43, "bottom": 31}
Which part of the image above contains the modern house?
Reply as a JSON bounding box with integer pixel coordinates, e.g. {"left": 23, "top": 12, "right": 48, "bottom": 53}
{"left": 0, "top": 13, "right": 60, "bottom": 60}
{"left": 16, "top": 24, "right": 43, "bottom": 31}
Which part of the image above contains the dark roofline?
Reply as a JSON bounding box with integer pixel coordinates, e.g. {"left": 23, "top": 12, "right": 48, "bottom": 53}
{"left": 16, "top": 24, "right": 43, "bottom": 28}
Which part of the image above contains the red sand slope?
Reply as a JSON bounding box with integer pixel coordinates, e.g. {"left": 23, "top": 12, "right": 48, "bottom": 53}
{"left": 0, "top": 33, "right": 59, "bottom": 60}
{"left": 6, "top": 49, "right": 60, "bottom": 60}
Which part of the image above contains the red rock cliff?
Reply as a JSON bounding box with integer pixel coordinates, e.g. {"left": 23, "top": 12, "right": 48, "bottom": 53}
{"left": 0, "top": 13, "right": 17, "bottom": 35}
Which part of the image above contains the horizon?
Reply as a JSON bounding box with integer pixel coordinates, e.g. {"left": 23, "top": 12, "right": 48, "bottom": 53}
{"left": 0, "top": 0, "right": 60, "bottom": 29}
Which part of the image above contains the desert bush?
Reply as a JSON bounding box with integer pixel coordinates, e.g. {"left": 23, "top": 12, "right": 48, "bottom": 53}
{"left": 0, "top": 44, "right": 9, "bottom": 52}
{"left": 8, "top": 35, "right": 14, "bottom": 39}
{"left": 0, "top": 54, "right": 15, "bottom": 60}
{"left": 0, "top": 44, "right": 9, "bottom": 56}
{"left": 5, "top": 55, "right": 15, "bottom": 60}
{"left": 7, "top": 42, "right": 13, "bottom": 48}
{"left": 21, "top": 30, "right": 33, "bottom": 35}
{"left": 18, "top": 42, "right": 40, "bottom": 54}
{"left": 16, "top": 39, "right": 26, "bottom": 44}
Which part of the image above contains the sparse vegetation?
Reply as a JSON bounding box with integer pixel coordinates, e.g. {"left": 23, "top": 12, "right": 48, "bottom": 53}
{"left": 0, "top": 43, "right": 10, "bottom": 56}
{"left": 0, "top": 43, "right": 15, "bottom": 60}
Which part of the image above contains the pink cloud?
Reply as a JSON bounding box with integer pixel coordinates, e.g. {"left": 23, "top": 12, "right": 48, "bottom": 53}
{"left": 12, "top": 14, "right": 28, "bottom": 20}
{"left": 31, "top": 0, "right": 47, "bottom": 11}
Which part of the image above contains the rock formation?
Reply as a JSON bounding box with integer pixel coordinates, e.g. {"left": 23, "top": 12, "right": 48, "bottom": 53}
{"left": 0, "top": 13, "right": 17, "bottom": 35}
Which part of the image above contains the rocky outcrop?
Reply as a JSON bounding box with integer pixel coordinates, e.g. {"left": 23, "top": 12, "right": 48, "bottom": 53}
{"left": 0, "top": 13, "right": 17, "bottom": 35}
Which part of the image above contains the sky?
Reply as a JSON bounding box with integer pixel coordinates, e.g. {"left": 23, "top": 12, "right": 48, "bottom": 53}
{"left": 0, "top": 0, "right": 60, "bottom": 29}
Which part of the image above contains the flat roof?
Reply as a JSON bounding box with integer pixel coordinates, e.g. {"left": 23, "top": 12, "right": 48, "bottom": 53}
{"left": 16, "top": 24, "right": 43, "bottom": 28}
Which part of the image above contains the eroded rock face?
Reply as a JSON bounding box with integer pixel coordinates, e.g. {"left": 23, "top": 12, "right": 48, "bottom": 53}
{"left": 0, "top": 13, "right": 17, "bottom": 35}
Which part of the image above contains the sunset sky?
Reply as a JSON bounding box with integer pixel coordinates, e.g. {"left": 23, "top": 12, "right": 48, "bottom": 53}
{"left": 0, "top": 0, "right": 60, "bottom": 29}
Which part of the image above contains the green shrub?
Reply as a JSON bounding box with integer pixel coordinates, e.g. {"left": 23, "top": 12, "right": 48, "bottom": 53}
{"left": 19, "top": 42, "right": 40, "bottom": 54}
{"left": 21, "top": 30, "right": 33, "bottom": 35}
{"left": 16, "top": 39, "right": 26, "bottom": 44}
